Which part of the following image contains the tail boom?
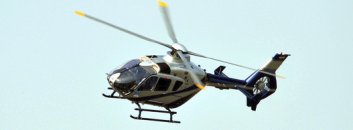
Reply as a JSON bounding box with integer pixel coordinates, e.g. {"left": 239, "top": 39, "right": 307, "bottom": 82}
{"left": 205, "top": 53, "right": 290, "bottom": 111}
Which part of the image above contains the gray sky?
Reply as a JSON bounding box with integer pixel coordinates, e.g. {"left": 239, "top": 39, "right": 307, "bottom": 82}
{"left": 1, "top": 0, "right": 353, "bottom": 129}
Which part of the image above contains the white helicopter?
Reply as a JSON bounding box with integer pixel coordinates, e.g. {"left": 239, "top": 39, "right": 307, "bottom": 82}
{"left": 75, "top": 0, "right": 289, "bottom": 123}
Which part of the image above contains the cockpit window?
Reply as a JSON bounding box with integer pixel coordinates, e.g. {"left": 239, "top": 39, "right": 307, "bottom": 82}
{"left": 108, "top": 59, "right": 157, "bottom": 95}
{"left": 121, "top": 59, "right": 140, "bottom": 69}
{"left": 138, "top": 76, "right": 158, "bottom": 91}
{"left": 129, "top": 66, "right": 152, "bottom": 84}
{"left": 108, "top": 59, "right": 140, "bottom": 75}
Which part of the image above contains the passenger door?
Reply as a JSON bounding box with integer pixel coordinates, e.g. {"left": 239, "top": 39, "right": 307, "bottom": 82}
{"left": 135, "top": 75, "right": 173, "bottom": 96}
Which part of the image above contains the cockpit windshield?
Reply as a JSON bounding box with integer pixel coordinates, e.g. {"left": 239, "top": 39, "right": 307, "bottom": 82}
{"left": 126, "top": 65, "right": 153, "bottom": 84}
{"left": 108, "top": 59, "right": 140, "bottom": 75}
{"left": 107, "top": 59, "right": 156, "bottom": 95}
{"left": 121, "top": 59, "right": 140, "bottom": 69}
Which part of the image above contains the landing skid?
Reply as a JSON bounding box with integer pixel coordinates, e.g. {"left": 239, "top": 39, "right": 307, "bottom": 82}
{"left": 130, "top": 103, "right": 180, "bottom": 123}
{"left": 102, "top": 87, "right": 126, "bottom": 99}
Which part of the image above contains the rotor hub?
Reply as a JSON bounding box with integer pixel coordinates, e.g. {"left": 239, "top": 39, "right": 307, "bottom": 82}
{"left": 172, "top": 43, "right": 188, "bottom": 52}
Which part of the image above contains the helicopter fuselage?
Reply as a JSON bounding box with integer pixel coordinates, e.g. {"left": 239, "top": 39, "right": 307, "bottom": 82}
{"left": 107, "top": 52, "right": 206, "bottom": 108}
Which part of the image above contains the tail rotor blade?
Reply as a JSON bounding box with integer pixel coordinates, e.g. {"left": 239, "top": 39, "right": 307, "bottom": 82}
{"left": 157, "top": 0, "right": 178, "bottom": 43}
{"left": 74, "top": 11, "right": 173, "bottom": 49}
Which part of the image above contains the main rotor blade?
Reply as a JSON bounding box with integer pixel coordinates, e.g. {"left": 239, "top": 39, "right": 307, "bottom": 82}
{"left": 187, "top": 51, "right": 285, "bottom": 79}
{"left": 158, "top": 0, "right": 179, "bottom": 43}
{"left": 176, "top": 51, "right": 205, "bottom": 90}
{"left": 74, "top": 11, "right": 173, "bottom": 49}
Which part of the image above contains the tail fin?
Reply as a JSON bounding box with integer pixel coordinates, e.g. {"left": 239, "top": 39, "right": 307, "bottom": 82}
{"left": 260, "top": 53, "right": 290, "bottom": 74}
{"left": 239, "top": 53, "right": 290, "bottom": 111}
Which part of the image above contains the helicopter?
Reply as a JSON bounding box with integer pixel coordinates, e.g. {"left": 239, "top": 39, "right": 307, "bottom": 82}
{"left": 75, "top": 0, "right": 289, "bottom": 123}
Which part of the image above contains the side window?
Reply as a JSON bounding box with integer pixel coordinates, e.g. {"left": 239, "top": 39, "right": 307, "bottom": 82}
{"left": 157, "top": 63, "right": 171, "bottom": 74}
{"left": 154, "top": 78, "right": 171, "bottom": 91}
{"left": 138, "top": 76, "right": 158, "bottom": 91}
{"left": 172, "top": 81, "right": 183, "bottom": 91}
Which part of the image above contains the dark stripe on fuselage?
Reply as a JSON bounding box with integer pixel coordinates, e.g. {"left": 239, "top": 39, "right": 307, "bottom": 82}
{"left": 128, "top": 85, "right": 199, "bottom": 102}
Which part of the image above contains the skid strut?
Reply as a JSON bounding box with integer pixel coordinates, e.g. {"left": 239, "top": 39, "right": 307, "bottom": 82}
{"left": 130, "top": 103, "right": 180, "bottom": 123}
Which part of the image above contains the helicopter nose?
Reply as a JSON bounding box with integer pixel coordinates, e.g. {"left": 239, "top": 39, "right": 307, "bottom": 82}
{"left": 108, "top": 73, "right": 120, "bottom": 86}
